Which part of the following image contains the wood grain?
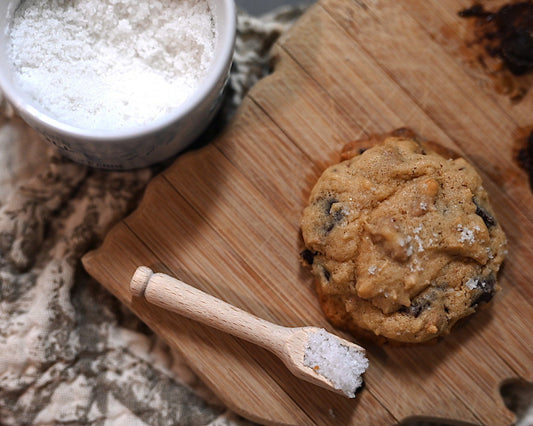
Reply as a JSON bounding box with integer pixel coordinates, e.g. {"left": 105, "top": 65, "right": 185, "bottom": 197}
{"left": 83, "top": 0, "right": 532, "bottom": 424}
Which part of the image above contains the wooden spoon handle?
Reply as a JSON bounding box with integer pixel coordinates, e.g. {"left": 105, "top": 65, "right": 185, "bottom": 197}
{"left": 130, "top": 266, "right": 289, "bottom": 352}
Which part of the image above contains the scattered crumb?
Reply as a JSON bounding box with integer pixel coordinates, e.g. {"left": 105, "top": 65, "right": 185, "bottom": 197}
{"left": 426, "top": 324, "right": 438, "bottom": 334}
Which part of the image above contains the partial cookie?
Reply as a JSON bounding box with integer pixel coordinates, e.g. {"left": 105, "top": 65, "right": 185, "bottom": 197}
{"left": 300, "top": 135, "right": 507, "bottom": 343}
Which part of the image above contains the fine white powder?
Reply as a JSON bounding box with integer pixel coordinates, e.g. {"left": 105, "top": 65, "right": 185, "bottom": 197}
{"left": 303, "top": 329, "right": 368, "bottom": 398}
{"left": 8, "top": 0, "right": 216, "bottom": 130}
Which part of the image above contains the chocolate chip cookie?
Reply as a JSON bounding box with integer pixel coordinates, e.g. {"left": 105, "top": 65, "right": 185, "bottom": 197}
{"left": 300, "top": 134, "right": 507, "bottom": 343}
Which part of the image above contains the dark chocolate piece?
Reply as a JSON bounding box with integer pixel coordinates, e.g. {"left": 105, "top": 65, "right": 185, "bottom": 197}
{"left": 470, "top": 274, "right": 497, "bottom": 306}
{"left": 493, "top": 3, "right": 533, "bottom": 75}
{"left": 324, "top": 197, "right": 337, "bottom": 214}
{"left": 301, "top": 249, "right": 315, "bottom": 265}
{"left": 473, "top": 197, "right": 496, "bottom": 228}
{"left": 458, "top": 4, "right": 490, "bottom": 18}
{"left": 400, "top": 291, "right": 434, "bottom": 318}
{"left": 459, "top": 2, "right": 533, "bottom": 75}
{"left": 321, "top": 266, "right": 331, "bottom": 282}
{"left": 318, "top": 196, "right": 345, "bottom": 234}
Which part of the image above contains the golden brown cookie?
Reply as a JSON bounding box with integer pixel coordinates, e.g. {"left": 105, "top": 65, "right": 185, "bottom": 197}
{"left": 300, "top": 135, "right": 507, "bottom": 343}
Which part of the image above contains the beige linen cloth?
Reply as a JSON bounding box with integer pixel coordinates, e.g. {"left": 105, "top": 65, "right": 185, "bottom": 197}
{"left": 0, "top": 6, "right": 531, "bottom": 426}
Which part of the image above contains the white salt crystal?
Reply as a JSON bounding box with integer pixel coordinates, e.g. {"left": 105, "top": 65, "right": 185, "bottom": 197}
{"left": 465, "top": 278, "right": 479, "bottom": 290}
{"left": 408, "top": 258, "right": 423, "bottom": 273}
{"left": 8, "top": 0, "right": 216, "bottom": 130}
{"left": 399, "top": 235, "right": 416, "bottom": 257}
{"left": 457, "top": 225, "right": 475, "bottom": 244}
{"left": 303, "top": 329, "right": 368, "bottom": 398}
{"left": 368, "top": 265, "right": 377, "bottom": 275}
{"left": 399, "top": 235, "right": 411, "bottom": 247}
{"left": 414, "top": 234, "right": 424, "bottom": 252}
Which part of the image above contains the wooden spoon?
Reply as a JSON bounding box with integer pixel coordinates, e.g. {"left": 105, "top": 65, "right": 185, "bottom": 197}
{"left": 130, "top": 266, "right": 368, "bottom": 398}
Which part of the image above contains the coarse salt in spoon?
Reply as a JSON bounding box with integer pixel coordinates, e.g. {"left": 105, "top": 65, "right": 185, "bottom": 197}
{"left": 130, "top": 266, "right": 369, "bottom": 398}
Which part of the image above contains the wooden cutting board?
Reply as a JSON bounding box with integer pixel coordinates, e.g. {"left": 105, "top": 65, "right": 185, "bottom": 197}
{"left": 83, "top": 0, "right": 533, "bottom": 424}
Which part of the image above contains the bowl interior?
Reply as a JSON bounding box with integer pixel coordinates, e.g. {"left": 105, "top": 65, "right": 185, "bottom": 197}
{"left": 0, "top": 1, "right": 34, "bottom": 111}
{"left": 0, "top": 0, "right": 236, "bottom": 140}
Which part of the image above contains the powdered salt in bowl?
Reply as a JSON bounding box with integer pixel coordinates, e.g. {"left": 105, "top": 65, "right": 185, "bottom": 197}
{"left": 0, "top": 0, "right": 236, "bottom": 169}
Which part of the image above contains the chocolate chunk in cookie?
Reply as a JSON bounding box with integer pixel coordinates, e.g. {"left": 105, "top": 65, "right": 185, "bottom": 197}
{"left": 473, "top": 197, "right": 497, "bottom": 228}
{"left": 469, "top": 274, "right": 497, "bottom": 307}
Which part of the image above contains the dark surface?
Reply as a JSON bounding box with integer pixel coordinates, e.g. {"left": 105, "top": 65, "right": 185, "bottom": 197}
{"left": 459, "top": 2, "right": 533, "bottom": 76}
